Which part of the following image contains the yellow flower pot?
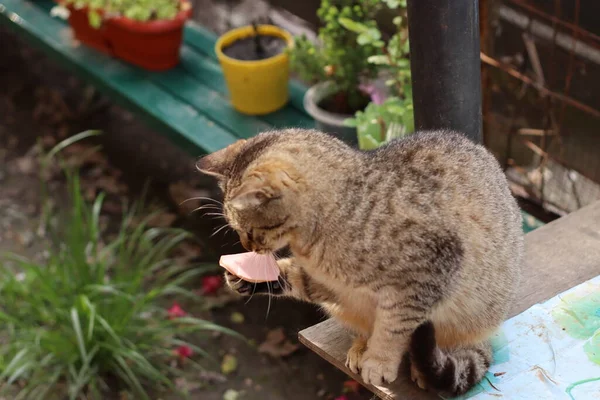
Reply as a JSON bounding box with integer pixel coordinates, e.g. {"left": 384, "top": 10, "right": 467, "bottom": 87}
{"left": 215, "top": 25, "right": 293, "bottom": 115}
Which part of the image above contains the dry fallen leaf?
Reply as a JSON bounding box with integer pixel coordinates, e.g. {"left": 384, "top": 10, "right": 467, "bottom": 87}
{"left": 258, "top": 327, "right": 300, "bottom": 358}
{"left": 198, "top": 370, "right": 227, "bottom": 384}
{"left": 230, "top": 312, "right": 245, "bottom": 324}
{"left": 221, "top": 354, "right": 238, "bottom": 375}
{"left": 223, "top": 389, "right": 242, "bottom": 400}
{"left": 175, "top": 377, "right": 202, "bottom": 393}
{"left": 13, "top": 156, "right": 36, "bottom": 175}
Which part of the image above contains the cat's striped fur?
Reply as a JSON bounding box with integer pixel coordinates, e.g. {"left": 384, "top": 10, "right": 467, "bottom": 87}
{"left": 198, "top": 129, "right": 522, "bottom": 396}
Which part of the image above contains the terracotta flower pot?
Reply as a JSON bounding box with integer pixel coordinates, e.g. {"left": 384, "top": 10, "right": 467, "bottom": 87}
{"left": 65, "top": 5, "right": 110, "bottom": 54}
{"left": 62, "top": 1, "right": 191, "bottom": 71}
{"left": 105, "top": 2, "right": 192, "bottom": 71}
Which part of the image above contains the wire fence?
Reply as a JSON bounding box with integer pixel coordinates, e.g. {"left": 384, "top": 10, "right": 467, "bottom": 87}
{"left": 482, "top": 0, "right": 600, "bottom": 216}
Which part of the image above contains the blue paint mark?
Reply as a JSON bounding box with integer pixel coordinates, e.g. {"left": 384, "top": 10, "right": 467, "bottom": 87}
{"left": 594, "top": 308, "right": 600, "bottom": 318}
{"left": 490, "top": 330, "right": 510, "bottom": 365}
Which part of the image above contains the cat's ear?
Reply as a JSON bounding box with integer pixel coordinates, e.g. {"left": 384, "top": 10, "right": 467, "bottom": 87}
{"left": 229, "top": 175, "right": 277, "bottom": 210}
{"left": 196, "top": 139, "right": 246, "bottom": 178}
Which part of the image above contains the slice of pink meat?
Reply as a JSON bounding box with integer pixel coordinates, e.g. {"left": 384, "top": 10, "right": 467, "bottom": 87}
{"left": 219, "top": 252, "right": 280, "bottom": 283}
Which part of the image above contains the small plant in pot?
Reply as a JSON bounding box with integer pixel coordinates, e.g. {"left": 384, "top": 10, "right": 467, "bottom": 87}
{"left": 57, "top": 0, "right": 192, "bottom": 70}
{"left": 345, "top": 0, "right": 415, "bottom": 149}
{"left": 289, "top": 0, "right": 385, "bottom": 144}
{"left": 216, "top": 23, "right": 293, "bottom": 116}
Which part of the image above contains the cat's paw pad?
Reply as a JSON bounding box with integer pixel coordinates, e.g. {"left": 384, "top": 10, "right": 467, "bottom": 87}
{"left": 224, "top": 271, "right": 254, "bottom": 296}
{"left": 345, "top": 338, "right": 367, "bottom": 374}
{"left": 359, "top": 350, "right": 399, "bottom": 386}
{"left": 410, "top": 362, "right": 427, "bottom": 390}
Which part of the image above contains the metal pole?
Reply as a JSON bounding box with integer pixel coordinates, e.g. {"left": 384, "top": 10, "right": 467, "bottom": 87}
{"left": 406, "top": 0, "right": 483, "bottom": 143}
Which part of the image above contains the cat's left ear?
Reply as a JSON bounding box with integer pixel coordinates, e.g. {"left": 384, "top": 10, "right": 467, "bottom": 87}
{"left": 196, "top": 139, "right": 246, "bottom": 178}
{"left": 229, "top": 178, "right": 276, "bottom": 210}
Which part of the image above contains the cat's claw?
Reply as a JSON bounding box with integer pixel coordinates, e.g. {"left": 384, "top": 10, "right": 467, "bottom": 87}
{"left": 224, "top": 271, "right": 254, "bottom": 296}
{"left": 359, "top": 349, "right": 400, "bottom": 386}
{"left": 224, "top": 271, "right": 284, "bottom": 296}
{"left": 410, "top": 362, "right": 428, "bottom": 390}
{"left": 345, "top": 337, "right": 367, "bottom": 374}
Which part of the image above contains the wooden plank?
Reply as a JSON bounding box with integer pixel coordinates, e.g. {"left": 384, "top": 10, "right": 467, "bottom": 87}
{"left": 299, "top": 200, "right": 600, "bottom": 400}
{"left": 0, "top": 0, "right": 239, "bottom": 154}
{"left": 147, "top": 66, "right": 272, "bottom": 139}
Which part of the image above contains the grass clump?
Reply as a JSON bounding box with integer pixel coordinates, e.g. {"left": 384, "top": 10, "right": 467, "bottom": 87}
{"left": 0, "top": 134, "right": 235, "bottom": 399}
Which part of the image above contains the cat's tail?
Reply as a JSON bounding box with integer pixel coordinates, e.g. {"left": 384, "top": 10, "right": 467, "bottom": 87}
{"left": 409, "top": 321, "right": 492, "bottom": 396}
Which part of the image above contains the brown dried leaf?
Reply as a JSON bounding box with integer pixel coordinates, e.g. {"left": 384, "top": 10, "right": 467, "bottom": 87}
{"left": 13, "top": 156, "right": 36, "bottom": 175}
{"left": 258, "top": 327, "right": 300, "bottom": 358}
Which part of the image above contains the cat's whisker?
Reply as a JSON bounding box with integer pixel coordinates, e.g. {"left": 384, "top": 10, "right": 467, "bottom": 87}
{"left": 205, "top": 212, "right": 226, "bottom": 218}
{"left": 265, "top": 279, "right": 273, "bottom": 319}
{"left": 245, "top": 283, "right": 258, "bottom": 305}
{"left": 183, "top": 196, "right": 223, "bottom": 205}
{"left": 211, "top": 224, "right": 232, "bottom": 238}
{"left": 190, "top": 204, "right": 223, "bottom": 215}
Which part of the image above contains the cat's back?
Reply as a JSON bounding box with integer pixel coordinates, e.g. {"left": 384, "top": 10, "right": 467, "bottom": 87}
{"left": 371, "top": 130, "right": 522, "bottom": 251}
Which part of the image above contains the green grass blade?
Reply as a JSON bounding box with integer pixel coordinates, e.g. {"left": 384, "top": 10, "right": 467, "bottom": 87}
{"left": 70, "top": 308, "right": 87, "bottom": 360}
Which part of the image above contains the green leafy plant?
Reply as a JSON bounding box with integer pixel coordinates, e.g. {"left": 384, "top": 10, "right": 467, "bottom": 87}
{"left": 343, "top": 0, "right": 415, "bottom": 149}
{"left": 61, "top": 0, "right": 184, "bottom": 28}
{"left": 0, "top": 136, "right": 237, "bottom": 399}
{"left": 347, "top": 96, "right": 414, "bottom": 150}
{"left": 289, "top": 0, "right": 384, "bottom": 113}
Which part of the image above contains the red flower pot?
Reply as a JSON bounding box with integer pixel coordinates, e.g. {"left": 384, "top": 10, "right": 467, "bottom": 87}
{"left": 104, "top": 3, "right": 192, "bottom": 71}
{"left": 62, "top": 1, "right": 191, "bottom": 71}
{"left": 65, "top": 5, "right": 110, "bottom": 54}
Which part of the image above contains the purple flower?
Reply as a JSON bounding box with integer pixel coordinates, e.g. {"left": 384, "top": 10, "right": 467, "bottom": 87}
{"left": 359, "top": 83, "right": 386, "bottom": 105}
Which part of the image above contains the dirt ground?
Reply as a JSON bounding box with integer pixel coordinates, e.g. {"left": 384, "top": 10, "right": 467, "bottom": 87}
{"left": 0, "top": 26, "right": 373, "bottom": 400}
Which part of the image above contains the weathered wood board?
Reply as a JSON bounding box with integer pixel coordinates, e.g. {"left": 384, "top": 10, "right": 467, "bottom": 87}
{"left": 299, "top": 201, "right": 600, "bottom": 400}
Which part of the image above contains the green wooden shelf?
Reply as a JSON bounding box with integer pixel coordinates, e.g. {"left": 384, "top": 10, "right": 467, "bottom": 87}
{"left": 0, "top": 0, "right": 314, "bottom": 155}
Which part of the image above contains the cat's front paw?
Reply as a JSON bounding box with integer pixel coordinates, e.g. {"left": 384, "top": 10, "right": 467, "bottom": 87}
{"left": 345, "top": 336, "right": 367, "bottom": 374}
{"left": 224, "top": 271, "right": 285, "bottom": 296}
{"left": 359, "top": 349, "right": 400, "bottom": 386}
{"left": 224, "top": 271, "right": 254, "bottom": 296}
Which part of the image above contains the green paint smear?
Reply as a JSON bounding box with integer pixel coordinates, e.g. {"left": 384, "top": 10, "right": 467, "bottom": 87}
{"left": 566, "top": 376, "right": 600, "bottom": 400}
{"left": 583, "top": 332, "right": 600, "bottom": 365}
{"left": 551, "top": 289, "right": 600, "bottom": 366}
{"left": 551, "top": 287, "right": 600, "bottom": 399}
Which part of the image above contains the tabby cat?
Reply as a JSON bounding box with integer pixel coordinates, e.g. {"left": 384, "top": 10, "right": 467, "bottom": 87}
{"left": 197, "top": 129, "right": 522, "bottom": 396}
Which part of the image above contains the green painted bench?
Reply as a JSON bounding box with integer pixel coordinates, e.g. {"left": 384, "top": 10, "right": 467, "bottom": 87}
{"left": 0, "top": 0, "right": 546, "bottom": 236}
{"left": 0, "top": 0, "right": 314, "bottom": 155}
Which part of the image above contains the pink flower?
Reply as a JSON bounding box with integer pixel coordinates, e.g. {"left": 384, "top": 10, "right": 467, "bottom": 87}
{"left": 343, "top": 379, "right": 361, "bottom": 393}
{"left": 175, "top": 345, "right": 193, "bottom": 359}
{"left": 359, "top": 83, "right": 386, "bottom": 105}
{"left": 167, "top": 302, "right": 186, "bottom": 319}
{"left": 201, "top": 275, "right": 223, "bottom": 295}
{"left": 334, "top": 396, "right": 349, "bottom": 400}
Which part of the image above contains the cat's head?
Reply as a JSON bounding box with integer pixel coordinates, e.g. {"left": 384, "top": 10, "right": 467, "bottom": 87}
{"left": 196, "top": 133, "right": 307, "bottom": 254}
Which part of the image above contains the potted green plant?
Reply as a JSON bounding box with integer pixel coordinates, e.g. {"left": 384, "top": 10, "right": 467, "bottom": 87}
{"left": 289, "top": 0, "right": 384, "bottom": 144}
{"left": 215, "top": 23, "right": 293, "bottom": 115}
{"left": 344, "top": 0, "right": 415, "bottom": 149}
{"left": 56, "top": 0, "right": 192, "bottom": 71}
